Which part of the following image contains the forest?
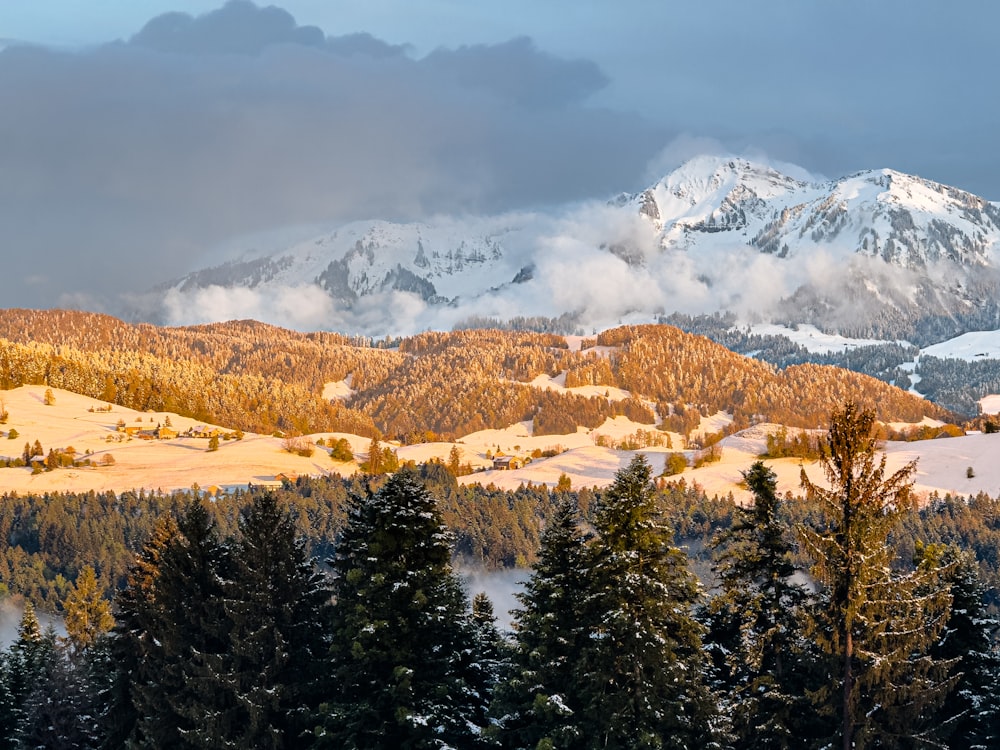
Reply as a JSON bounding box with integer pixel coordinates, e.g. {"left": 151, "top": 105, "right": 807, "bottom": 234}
{"left": 0, "top": 310, "right": 958, "bottom": 445}
{"left": 664, "top": 311, "right": 1000, "bottom": 416}
{"left": 1, "top": 405, "right": 1000, "bottom": 747}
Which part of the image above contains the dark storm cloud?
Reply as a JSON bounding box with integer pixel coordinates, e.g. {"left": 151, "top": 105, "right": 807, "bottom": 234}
{"left": 423, "top": 37, "right": 608, "bottom": 108}
{"left": 0, "top": 1, "right": 666, "bottom": 311}
{"left": 130, "top": 1, "right": 408, "bottom": 59}
{"left": 130, "top": 1, "right": 327, "bottom": 54}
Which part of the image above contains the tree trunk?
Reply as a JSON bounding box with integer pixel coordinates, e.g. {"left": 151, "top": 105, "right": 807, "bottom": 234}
{"left": 843, "top": 627, "right": 853, "bottom": 750}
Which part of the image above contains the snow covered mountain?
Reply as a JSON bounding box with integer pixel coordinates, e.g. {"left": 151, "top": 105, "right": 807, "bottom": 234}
{"left": 622, "top": 156, "right": 1000, "bottom": 269}
{"left": 150, "top": 155, "right": 1000, "bottom": 341}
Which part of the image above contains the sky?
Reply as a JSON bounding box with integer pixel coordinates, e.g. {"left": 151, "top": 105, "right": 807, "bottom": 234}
{"left": 2, "top": 0, "right": 999, "bottom": 318}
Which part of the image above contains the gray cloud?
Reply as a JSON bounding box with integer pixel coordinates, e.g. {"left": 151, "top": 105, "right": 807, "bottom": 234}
{"left": 0, "top": 1, "right": 666, "bottom": 312}
{"left": 423, "top": 36, "right": 608, "bottom": 108}
{"left": 130, "top": 1, "right": 326, "bottom": 55}
{"left": 4, "top": 0, "right": 999, "bottom": 324}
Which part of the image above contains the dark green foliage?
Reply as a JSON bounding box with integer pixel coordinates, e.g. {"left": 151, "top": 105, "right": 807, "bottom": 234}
{"left": 704, "top": 461, "right": 813, "bottom": 749}
{"left": 918, "top": 544, "right": 1000, "bottom": 748}
{"left": 18, "top": 640, "right": 101, "bottom": 750}
{"left": 915, "top": 355, "right": 1000, "bottom": 417}
{"left": 499, "top": 499, "right": 590, "bottom": 748}
{"left": 329, "top": 437, "right": 354, "bottom": 461}
{"left": 0, "top": 602, "right": 57, "bottom": 748}
{"left": 575, "top": 455, "right": 720, "bottom": 749}
{"left": 98, "top": 517, "right": 178, "bottom": 748}
{"left": 220, "top": 492, "right": 332, "bottom": 748}
{"left": 128, "top": 502, "right": 232, "bottom": 749}
{"left": 315, "top": 469, "right": 490, "bottom": 749}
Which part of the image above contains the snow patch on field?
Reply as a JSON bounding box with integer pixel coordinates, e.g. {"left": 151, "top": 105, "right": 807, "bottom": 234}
{"left": 5, "top": 384, "right": 999, "bottom": 504}
{"left": 980, "top": 395, "right": 1000, "bottom": 415}
{"left": 921, "top": 329, "right": 1000, "bottom": 361}
{"left": 322, "top": 376, "right": 354, "bottom": 400}
{"left": 527, "top": 372, "right": 635, "bottom": 402}
{"left": 747, "top": 323, "right": 892, "bottom": 354}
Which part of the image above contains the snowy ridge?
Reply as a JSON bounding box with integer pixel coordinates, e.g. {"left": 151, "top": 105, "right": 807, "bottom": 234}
{"left": 625, "top": 156, "right": 1000, "bottom": 268}
{"left": 154, "top": 154, "right": 1000, "bottom": 339}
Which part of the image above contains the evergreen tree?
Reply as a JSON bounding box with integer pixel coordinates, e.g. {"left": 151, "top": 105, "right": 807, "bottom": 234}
{"left": 364, "top": 435, "right": 383, "bottom": 475}
{"left": 219, "top": 492, "right": 332, "bottom": 749}
{"left": 0, "top": 603, "right": 57, "bottom": 748}
{"left": 799, "top": 402, "right": 955, "bottom": 749}
{"left": 0, "top": 654, "right": 15, "bottom": 750}
{"left": 63, "top": 565, "right": 115, "bottom": 653}
{"left": 499, "top": 499, "right": 590, "bottom": 749}
{"left": 18, "top": 639, "right": 100, "bottom": 750}
{"left": 918, "top": 544, "right": 1000, "bottom": 748}
{"left": 704, "top": 461, "right": 814, "bottom": 749}
{"left": 128, "top": 502, "right": 232, "bottom": 749}
{"left": 471, "top": 593, "right": 506, "bottom": 692}
{"left": 575, "top": 454, "right": 720, "bottom": 749}
{"left": 99, "top": 517, "right": 178, "bottom": 748}
{"left": 447, "top": 445, "right": 463, "bottom": 477}
{"left": 314, "top": 469, "right": 489, "bottom": 749}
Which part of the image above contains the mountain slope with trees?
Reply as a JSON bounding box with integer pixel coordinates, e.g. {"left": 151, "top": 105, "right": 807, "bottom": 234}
{"left": 0, "top": 310, "right": 956, "bottom": 442}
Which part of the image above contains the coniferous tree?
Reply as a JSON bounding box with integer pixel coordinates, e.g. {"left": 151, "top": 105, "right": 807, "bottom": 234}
{"left": 63, "top": 565, "right": 115, "bottom": 654}
{"left": 575, "top": 454, "right": 720, "bottom": 749}
{"left": 799, "top": 402, "right": 955, "bottom": 749}
{"left": 314, "top": 469, "right": 489, "bottom": 749}
{"left": 99, "top": 517, "right": 178, "bottom": 748}
{"left": 219, "top": 492, "right": 332, "bottom": 749}
{"left": 918, "top": 544, "right": 1000, "bottom": 748}
{"left": 0, "top": 656, "right": 14, "bottom": 750}
{"left": 18, "top": 639, "right": 100, "bottom": 750}
{"left": 465, "top": 593, "right": 506, "bottom": 747}
{"left": 128, "top": 502, "right": 232, "bottom": 749}
{"left": 499, "top": 499, "right": 590, "bottom": 749}
{"left": 0, "top": 603, "right": 57, "bottom": 748}
{"left": 704, "top": 460, "right": 813, "bottom": 749}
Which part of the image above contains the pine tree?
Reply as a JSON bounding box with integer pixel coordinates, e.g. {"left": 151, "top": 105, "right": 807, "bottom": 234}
{"left": 799, "top": 402, "right": 955, "bottom": 749}
{"left": 465, "top": 593, "right": 506, "bottom": 746}
{"left": 219, "top": 491, "right": 332, "bottom": 749}
{"left": 126, "top": 502, "right": 232, "bottom": 749}
{"left": 98, "top": 516, "right": 178, "bottom": 748}
{"left": 575, "top": 454, "right": 720, "bottom": 749}
{"left": 18, "top": 639, "right": 100, "bottom": 750}
{"left": 918, "top": 544, "right": 1000, "bottom": 748}
{"left": 704, "top": 460, "right": 812, "bottom": 749}
{"left": 364, "top": 435, "right": 383, "bottom": 475}
{"left": 314, "top": 469, "right": 489, "bottom": 749}
{"left": 0, "top": 602, "right": 57, "bottom": 748}
{"left": 499, "top": 498, "right": 590, "bottom": 749}
{"left": 63, "top": 565, "right": 115, "bottom": 653}
{"left": 447, "top": 445, "right": 463, "bottom": 476}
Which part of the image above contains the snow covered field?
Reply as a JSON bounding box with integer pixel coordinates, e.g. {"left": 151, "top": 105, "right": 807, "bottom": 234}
{"left": 2, "top": 384, "right": 999, "bottom": 503}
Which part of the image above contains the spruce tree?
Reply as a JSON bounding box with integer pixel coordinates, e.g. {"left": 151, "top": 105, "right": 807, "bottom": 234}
{"left": 314, "top": 469, "right": 489, "bottom": 749}
{"left": 219, "top": 491, "right": 332, "bottom": 748}
{"left": 918, "top": 544, "right": 1000, "bottom": 748}
{"left": 18, "top": 639, "right": 100, "bottom": 750}
{"left": 63, "top": 565, "right": 115, "bottom": 654}
{"left": 0, "top": 603, "right": 57, "bottom": 748}
{"left": 499, "top": 498, "right": 590, "bottom": 749}
{"left": 99, "top": 516, "right": 178, "bottom": 748}
{"left": 704, "top": 460, "right": 812, "bottom": 749}
{"left": 127, "top": 502, "right": 232, "bottom": 749}
{"left": 799, "top": 402, "right": 955, "bottom": 749}
{"left": 575, "top": 454, "right": 720, "bottom": 749}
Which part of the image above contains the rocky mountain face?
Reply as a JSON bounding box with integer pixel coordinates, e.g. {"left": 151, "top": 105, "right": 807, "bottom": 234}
{"left": 154, "top": 155, "right": 1000, "bottom": 343}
